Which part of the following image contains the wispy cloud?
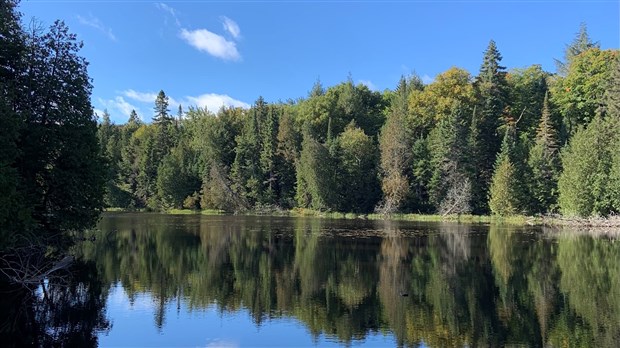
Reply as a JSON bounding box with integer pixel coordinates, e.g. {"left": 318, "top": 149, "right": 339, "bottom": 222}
{"left": 185, "top": 93, "right": 250, "bottom": 111}
{"left": 358, "top": 79, "right": 378, "bottom": 91}
{"left": 77, "top": 14, "right": 117, "bottom": 41}
{"left": 98, "top": 96, "right": 140, "bottom": 120}
{"left": 180, "top": 28, "right": 241, "bottom": 61}
{"left": 155, "top": 2, "right": 181, "bottom": 27}
{"left": 221, "top": 16, "right": 241, "bottom": 39}
{"left": 123, "top": 90, "right": 158, "bottom": 103}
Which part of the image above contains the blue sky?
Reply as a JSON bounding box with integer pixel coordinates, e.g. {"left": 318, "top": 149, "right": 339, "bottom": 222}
{"left": 19, "top": 0, "right": 620, "bottom": 124}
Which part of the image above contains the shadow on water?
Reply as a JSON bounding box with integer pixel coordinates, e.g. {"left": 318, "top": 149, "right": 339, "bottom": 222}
{"left": 3, "top": 213, "right": 620, "bottom": 346}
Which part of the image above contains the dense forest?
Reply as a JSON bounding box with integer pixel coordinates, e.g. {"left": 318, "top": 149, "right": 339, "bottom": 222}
{"left": 97, "top": 25, "right": 619, "bottom": 218}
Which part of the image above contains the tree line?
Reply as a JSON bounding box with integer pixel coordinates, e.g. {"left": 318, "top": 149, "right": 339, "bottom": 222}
{"left": 99, "top": 25, "right": 619, "bottom": 218}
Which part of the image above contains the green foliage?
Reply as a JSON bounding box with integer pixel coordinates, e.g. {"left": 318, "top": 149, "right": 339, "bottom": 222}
{"left": 297, "top": 79, "right": 386, "bottom": 141}
{"left": 295, "top": 131, "right": 335, "bottom": 210}
{"left": 335, "top": 122, "right": 380, "bottom": 212}
{"left": 156, "top": 141, "right": 201, "bottom": 210}
{"left": 527, "top": 93, "right": 561, "bottom": 214}
{"left": 408, "top": 67, "right": 475, "bottom": 134}
{"left": 555, "top": 23, "right": 600, "bottom": 76}
{"left": 506, "top": 65, "right": 550, "bottom": 139}
{"left": 428, "top": 102, "right": 472, "bottom": 215}
{"left": 551, "top": 48, "right": 616, "bottom": 138}
{"left": 16, "top": 20, "right": 105, "bottom": 234}
{"left": 489, "top": 155, "right": 517, "bottom": 216}
{"left": 378, "top": 77, "right": 412, "bottom": 213}
{"left": 558, "top": 116, "right": 619, "bottom": 217}
{"left": 472, "top": 40, "right": 509, "bottom": 214}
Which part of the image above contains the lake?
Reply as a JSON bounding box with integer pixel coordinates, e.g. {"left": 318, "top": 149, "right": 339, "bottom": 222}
{"left": 2, "top": 213, "right": 619, "bottom": 347}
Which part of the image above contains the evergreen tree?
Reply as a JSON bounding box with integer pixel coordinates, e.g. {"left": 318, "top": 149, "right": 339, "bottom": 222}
{"left": 428, "top": 102, "right": 472, "bottom": 215}
{"left": 472, "top": 40, "right": 509, "bottom": 214}
{"left": 0, "top": 0, "right": 28, "bottom": 244}
{"left": 153, "top": 90, "right": 173, "bottom": 125}
{"left": 20, "top": 20, "right": 105, "bottom": 233}
{"left": 558, "top": 115, "right": 617, "bottom": 217}
{"left": 527, "top": 92, "right": 561, "bottom": 214}
{"left": 489, "top": 125, "right": 518, "bottom": 216}
{"left": 259, "top": 105, "right": 279, "bottom": 204}
{"left": 275, "top": 110, "right": 301, "bottom": 207}
{"left": 231, "top": 98, "right": 264, "bottom": 206}
{"left": 156, "top": 141, "right": 201, "bottom": 210}
{"left": 555, "top": 23, "right": 600, "bottom": 76}
{"left": 295, "top": 130, "right": 335, "bottom": 210}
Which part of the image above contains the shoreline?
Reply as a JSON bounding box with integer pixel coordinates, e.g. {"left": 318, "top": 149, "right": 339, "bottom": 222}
{"left": 103, "top": 208, "right": 620, "bottom": 228}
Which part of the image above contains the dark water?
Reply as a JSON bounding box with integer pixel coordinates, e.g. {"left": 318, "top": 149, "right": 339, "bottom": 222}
{"left": 2, "top": 213, "right": 620, "bottom": 347}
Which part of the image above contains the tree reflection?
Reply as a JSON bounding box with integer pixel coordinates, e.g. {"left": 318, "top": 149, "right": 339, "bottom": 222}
{"left": 74, "top": 214, "right": 620, "bottom": 347}
{"left": 0, "top": 260, "right": 111, "bottom": 347}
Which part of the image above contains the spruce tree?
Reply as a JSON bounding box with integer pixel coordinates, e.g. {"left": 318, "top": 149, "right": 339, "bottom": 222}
{"left": 473, "top": 40, "right": 508, "bottom": 214}
{"left": 489, "top": 125, "right": 518, "bottom": 216}
{"left": 527, "top": 92, "right": 560, "bottom": 213}
{"left": 153, "top": 90, "right": 172, "bottom": 125}
{"left": 555, "top": 23, "right": 600, "bottom": 76}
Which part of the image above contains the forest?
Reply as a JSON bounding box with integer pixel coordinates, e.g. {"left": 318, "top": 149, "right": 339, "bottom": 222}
{"left": 97, "top": 25, "right": 620, "bottom": 218}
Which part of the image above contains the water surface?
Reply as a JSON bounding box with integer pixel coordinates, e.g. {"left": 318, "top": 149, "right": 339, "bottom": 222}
{"left": 2, "top": 213, "right": 619, "bottom": 347}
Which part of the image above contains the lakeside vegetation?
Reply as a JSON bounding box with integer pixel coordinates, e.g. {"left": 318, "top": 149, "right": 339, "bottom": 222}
{"left": 97, "top": 25, "right": 620, "bottom": 222}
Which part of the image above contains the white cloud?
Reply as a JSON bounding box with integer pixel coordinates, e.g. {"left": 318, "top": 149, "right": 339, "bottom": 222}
{"left": 98, "top": 96, "right": 140, "bottom": 120}
{"left": 221, "top": 16, "right": 241, "bottom": 40}
{"left": 185, "top": 93, "right": 250, "bottom": 112}
{"left": 358, "top": 79, "right": 378, "bottom": 91}
{"left": 180, "top": 28, "right": 241, "bottom": 61}
{"left": 77, "top": 14, "right": 117, "bottom": 41}
{"left": 422, "top": 74, "right": 434, "bottom": 85}
{"left": 121, "top": 89, "right": 248, "bottom": 114}
{"left": 155, "top": 3, "right": 181, "bottom": 27}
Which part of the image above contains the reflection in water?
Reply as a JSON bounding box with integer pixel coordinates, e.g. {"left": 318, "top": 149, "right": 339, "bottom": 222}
{"left": 0, "top": 260, "right": 111, "bottom": 348}
{"left": 2, "top": 213, "right": 619, "bottom": 347}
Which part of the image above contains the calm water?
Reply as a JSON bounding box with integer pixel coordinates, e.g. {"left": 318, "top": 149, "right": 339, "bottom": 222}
{"left": 2, "top": 213, "right": 620, "bottom": 347}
